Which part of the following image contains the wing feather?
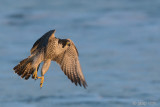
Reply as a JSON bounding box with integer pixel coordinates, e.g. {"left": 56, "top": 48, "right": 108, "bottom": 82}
{"left": 30, "top": 30, "right": 55, "bottom": 54}
{"left": 55, "top": 43, "right": 87, "bottom": 88}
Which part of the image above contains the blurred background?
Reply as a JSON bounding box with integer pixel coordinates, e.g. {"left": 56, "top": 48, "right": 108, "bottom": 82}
{"left": 0, "top": 0, "right": 160, "bottom": 107}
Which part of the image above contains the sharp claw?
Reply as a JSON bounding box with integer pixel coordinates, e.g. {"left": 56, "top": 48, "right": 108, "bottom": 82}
{"left": 34, "top": 77, "right": 37, "bottom": 80}
{"left": 40, "top": 83, "right": 43, "bottom": 88}
{"left": 35, "top": 76, "right": 38, "bottom": 80}
{"left": 39, "top": 76, "right": 44, "bottom": 88}
{"left": 33, "top": 70, "right": 38, "bottom": 80}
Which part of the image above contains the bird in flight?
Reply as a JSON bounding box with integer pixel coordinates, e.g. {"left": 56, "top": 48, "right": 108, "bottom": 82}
{"left": 13, "top": 30, "right": 87, "bottom": 88}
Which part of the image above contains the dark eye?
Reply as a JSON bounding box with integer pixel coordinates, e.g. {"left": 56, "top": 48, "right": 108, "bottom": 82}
{"left": 68, "top": 43, "right": 70, "bottom": 46}
{"left": 66, "top": 41, "right": 70, "bottom": 46}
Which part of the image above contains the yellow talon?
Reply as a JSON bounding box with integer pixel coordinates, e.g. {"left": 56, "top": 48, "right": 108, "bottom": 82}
{"left": 38, "top": 76, "right": 44, "bottom": 88}
{"left": 33, "top": 70, "right": 38, "bottom": 80}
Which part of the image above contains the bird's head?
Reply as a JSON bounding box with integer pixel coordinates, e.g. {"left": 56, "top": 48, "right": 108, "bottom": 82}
{"left": 57, "top": 39, "right": 72, "bottom": 50}
{"left": 57, "top": 38, "right": 79, "bottom": 56}
{"left": 66, "top": 39, "right": 71, "bottom": 46}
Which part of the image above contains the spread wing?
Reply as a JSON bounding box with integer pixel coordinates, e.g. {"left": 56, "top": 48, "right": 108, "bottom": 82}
{"left": 30, "top": 30, "right": 55, "bottom": 54}
{"left": 55, "top": 42, "right": 87, "bottom": 88}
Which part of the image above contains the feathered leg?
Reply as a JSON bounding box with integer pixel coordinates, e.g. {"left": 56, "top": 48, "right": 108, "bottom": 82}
{"left": 31, "top": 54, "right": 43, "bottom": 80}
{"left": 32, "top": 64, "right": 40, "bottom": 80}
{"left": 38, "top": 59, "right": 51, "bottom": 88}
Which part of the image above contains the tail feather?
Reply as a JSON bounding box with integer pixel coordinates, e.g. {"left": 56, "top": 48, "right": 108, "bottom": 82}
{"left": 14, "top": 58, "right": 28, "bottom": 70}
{"left": 14, "top": 57, "right": 35, "bottom": 80}
{"left": 17, "top": 65, "right": 27, "bottom": 76}
{"left": 25, "top": 68, "right": 34, "bottom": 80}
{"left": 21, "top": 63, "right": 31, "bottom": 78}
{"left": 16, "top": 63, "right": 27, "bottom": 76}
{"left": 21, "top": 69, "right": 28, "bottom": 78}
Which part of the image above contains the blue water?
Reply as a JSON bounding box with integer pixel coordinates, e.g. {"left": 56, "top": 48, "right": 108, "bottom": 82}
{"left": 0, "top": 0, "right": 160, "bottom": 107}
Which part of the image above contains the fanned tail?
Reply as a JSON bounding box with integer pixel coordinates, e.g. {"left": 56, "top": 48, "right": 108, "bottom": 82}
{"left": 13, "top": 57, "right": 35, "bottom": 80}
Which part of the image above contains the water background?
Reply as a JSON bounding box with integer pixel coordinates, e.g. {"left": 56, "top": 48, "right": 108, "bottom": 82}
{"left": 0, "top": 0, "right": 160, "bottom": 107}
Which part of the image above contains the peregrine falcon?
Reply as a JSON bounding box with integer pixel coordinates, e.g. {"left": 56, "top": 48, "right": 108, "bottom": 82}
{"left": 13, "top": 30, "right": 87, "bottom": 88}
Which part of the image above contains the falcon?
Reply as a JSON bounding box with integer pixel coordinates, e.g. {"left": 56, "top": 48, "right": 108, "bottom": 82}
{"left": 13, "top": 30, "right": 87, "bottom": 88}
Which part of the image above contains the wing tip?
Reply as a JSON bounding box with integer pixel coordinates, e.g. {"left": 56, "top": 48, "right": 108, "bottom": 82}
{"left": 76, "top": 79, "right": 88, "bottom": 89}
{"left": 82, "top": 81, "right": 88, "bottom": 89}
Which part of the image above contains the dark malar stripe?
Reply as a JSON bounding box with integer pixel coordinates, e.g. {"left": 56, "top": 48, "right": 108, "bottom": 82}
{"left": 58, "top": 39, "right": 69, "bottom": 48}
